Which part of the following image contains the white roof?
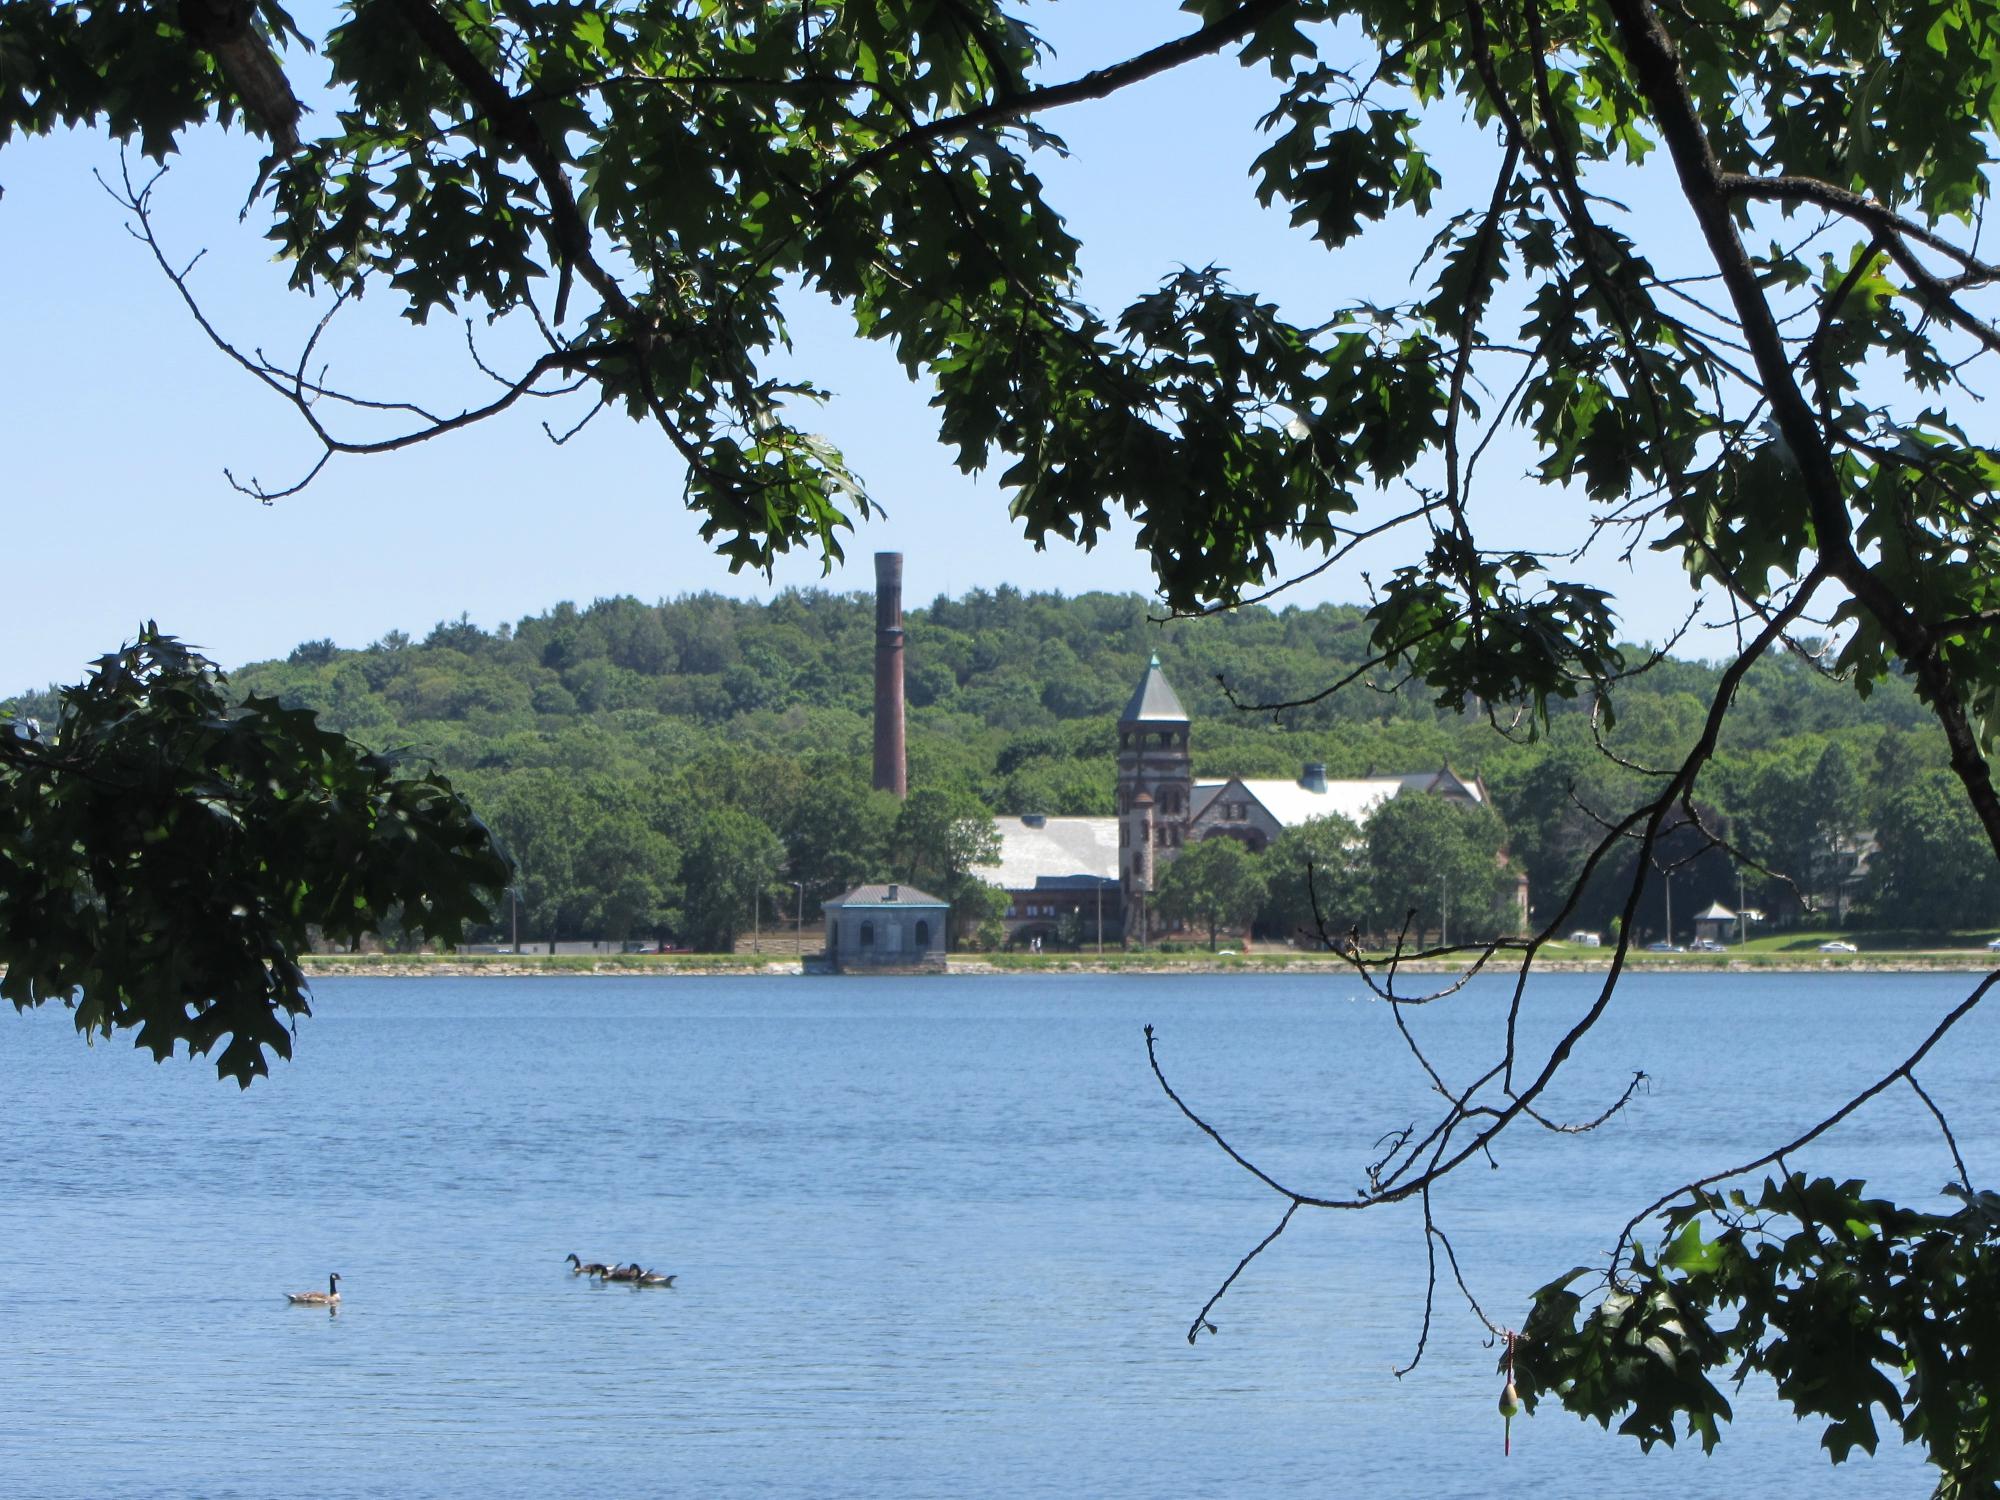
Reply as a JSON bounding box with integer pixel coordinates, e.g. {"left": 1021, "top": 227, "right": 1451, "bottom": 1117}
{"left": 1693, "top": 902, "right": 1737, "bottom": 921}
{"left": 985, "top": 816, "right": 1120, "bottom": 889}
{"left": 1197, "top": 768, "right": 1483, "bottom": 830}
{"left": 1234, "top": 778, "right": 1404, "bottom": 828}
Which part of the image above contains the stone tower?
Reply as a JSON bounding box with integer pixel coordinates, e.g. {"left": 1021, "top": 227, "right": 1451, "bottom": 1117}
{"left": 1117, "top": 654, "right": 1191, "bottom": 943}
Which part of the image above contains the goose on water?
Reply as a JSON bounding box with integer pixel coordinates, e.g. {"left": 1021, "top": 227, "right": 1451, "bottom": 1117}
{"left": 635, "top": 1270, "right": 676, "bottom": 1287}
{"left": 566, "top": 1254, "right": 610, "bottom": 1277}
{"left": 601, "top": 1263, "right": 642, "bottom": 1282}
{"left": 286, "top": 1273, "right": 341, "bottom": 1306}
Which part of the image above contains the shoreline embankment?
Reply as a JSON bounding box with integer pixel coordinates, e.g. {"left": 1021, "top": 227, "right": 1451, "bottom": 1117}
{"left": 296, "top": 952, "right": 2000, "bottom": 978}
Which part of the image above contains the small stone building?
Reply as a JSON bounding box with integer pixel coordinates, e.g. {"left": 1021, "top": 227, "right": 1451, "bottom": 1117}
{"left": 1692, "top": 901, "right": 1738, "bottom": 947}
{"left": 822, "top": 883, "right": 950, "bottom": 971}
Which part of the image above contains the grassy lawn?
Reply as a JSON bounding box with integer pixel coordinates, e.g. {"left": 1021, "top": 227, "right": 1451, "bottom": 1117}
{"left": 1733, "top": 928, "right": 2000, "bottom": 955}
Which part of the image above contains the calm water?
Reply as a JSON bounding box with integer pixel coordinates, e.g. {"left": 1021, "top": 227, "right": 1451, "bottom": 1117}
{"left": 2, "top": 971, "right": 1993, "bottom": 1498}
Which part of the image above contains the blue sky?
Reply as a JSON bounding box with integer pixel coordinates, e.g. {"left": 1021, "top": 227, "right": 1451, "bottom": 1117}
{"left": 0, "top": 3, "right": 1709, "bottom": 695}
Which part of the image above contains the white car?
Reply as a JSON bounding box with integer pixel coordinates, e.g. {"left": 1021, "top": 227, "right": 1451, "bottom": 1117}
{"left": 1987, "top": 937, "right": 2000, "bottom": 952}
{"left": 1819, "top": 940, "right": 1859, "bottom": 954}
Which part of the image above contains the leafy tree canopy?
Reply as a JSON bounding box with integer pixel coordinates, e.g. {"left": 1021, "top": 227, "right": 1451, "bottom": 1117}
{"left": 1154, "top": 834, "right": 1270, "bottom": 950}
{"left": 1364, "top": 789, "right": 1512, "bottom": 945}
{"left": 0, "top": 629, "right": 507, "bottom": 1084}
{"left": 1260, "top": 812, "right": 1368, "bottom": 945}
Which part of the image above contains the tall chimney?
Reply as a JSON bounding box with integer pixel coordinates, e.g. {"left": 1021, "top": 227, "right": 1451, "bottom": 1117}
{"left": 872, "top": 551, "right": 907, "bottom": 798}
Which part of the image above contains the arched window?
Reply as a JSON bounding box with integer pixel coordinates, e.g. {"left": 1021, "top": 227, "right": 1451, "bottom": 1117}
{"left": 860, "top": 920, "right": 875, "bottom": 947}
{"left": 915, "top": 920, "right": 931, "bottom": 948}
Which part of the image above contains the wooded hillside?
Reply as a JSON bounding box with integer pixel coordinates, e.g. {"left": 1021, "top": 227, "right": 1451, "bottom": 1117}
{"left": 9, "top": 589, "right": 1979, "bottom": 946}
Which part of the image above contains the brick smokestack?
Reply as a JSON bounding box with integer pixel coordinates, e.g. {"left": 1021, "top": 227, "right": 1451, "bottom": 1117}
{"left": 872, "top": 551, "right": 907, "bottom": 798}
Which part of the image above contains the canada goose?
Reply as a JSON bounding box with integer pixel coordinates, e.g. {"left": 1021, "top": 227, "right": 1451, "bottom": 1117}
{"left": 286, "top": 1272, "right": 341, "bottom": 1306}
{"left": 566, "top": 1254, "right": 610, "bottom": 1277}
{"left": 635, "top": 1270, "right": 676, "bottom": 1287}
{"left": 601, "top": 1263, "right": 641, "bottom": 1282}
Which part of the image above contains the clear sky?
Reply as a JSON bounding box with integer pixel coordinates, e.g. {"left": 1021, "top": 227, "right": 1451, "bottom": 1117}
{"left": 0, "top": 2, "right": 1710, "bottom": 696}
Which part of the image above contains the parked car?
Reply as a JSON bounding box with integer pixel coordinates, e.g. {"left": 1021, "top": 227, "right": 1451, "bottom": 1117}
{"left": 1987, "top": 937, "right": 2000, "bottom": 952}
{"left": 1644, "top": 940, "right": 1681, "bottom": 953}
{"left": 1819, "top": 940, "right": 1859, "bottom": 954}
{"left": 1690, "top": 938, "right": 1727, "bottom": 952}
{"left": 1566, "top": 930, "right": 1602, "bottom": 948}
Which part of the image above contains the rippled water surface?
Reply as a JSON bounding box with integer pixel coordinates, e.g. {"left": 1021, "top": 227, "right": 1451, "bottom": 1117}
{"left": 3, "top": 971, "right": 1993, "bottom": 1497}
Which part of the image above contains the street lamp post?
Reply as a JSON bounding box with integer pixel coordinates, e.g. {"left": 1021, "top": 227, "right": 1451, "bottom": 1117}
{"left": 792, "top": 880, "right": 805, "bottom": 956}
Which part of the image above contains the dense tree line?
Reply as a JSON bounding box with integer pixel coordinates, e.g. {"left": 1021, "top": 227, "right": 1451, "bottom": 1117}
{"left": 8, "top": 589, "right": 1982, "bottom": 949}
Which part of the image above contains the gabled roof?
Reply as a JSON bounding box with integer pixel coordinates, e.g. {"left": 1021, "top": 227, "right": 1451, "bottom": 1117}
{"left": 1120, "top": 654, "right": 1188, "bottom": 725}
{"left": 1362, "top": 767, "right": 1486, "bottom": 804}
{"left": 1232, "top": 777, "right": 1403, "bottom": 828}
{"left": 826, "top": 883, "right": 949, "bottom": 909}
{"left": 1693, "top": 901, "right": 1737, "bottom": 921}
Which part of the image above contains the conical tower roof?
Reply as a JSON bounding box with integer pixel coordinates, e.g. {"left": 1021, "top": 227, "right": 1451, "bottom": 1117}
{"left": 1120, "top": 654, "right": 1188, "bottom": 725}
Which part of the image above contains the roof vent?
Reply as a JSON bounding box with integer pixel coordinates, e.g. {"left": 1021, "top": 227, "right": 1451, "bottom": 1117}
{"left": 1022, "top": 813, "right": 1047, "bottom": 828}
{"left": 1300, "top": 762, "right": 1327, "bottom": 793}
{"left": 887, "top": 884, "right": 899, "bottom": 901}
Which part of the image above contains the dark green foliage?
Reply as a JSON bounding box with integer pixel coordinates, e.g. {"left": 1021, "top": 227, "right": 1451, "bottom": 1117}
{"left": 1260, "top": 813, "right": 1369, "bottom": 944}
{"left": 781, "top": 763, "right": 899, "bottom": 911}
{"left": 1155, "top": 835, "right": 1270, "bottom": 950}
{"left": 1520, "top": 1175, "right": 2000, "bottom": 1496}
{"left": 1365, "top": 791, "right": 1513, "bottom": 945}
{"left": 1871, "top": 772, "right": 2000, "bottom": 932}
{"left": 0, "top": 628, "right": 507, "bottom": 1085}
{"left": 677, "top": 807, "right": 783, "bottom": 953}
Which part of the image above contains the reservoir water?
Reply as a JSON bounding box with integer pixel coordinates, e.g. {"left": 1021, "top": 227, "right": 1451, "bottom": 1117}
{"left": 2, "top": 970, "right": 1993, "bottom": 1498}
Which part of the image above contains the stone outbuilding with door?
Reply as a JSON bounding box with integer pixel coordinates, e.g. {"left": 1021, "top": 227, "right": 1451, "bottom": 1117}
{"left": 1692, "top": 901, "right": 1738, "bottom": 947}
{"left": 821, "top": 883, "right": 950, "bottom": 972}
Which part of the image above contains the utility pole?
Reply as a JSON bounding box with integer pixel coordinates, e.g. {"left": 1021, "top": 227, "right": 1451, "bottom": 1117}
{"left": 752, "top": 886, "right": 759, "bottom": 955}
{"left": 792, "top": 880, "right": 805, "bottom": 956}
{"left": 1096, "top": 881, "right": 1104, "bottom": 955}
{"left": 1441, "top": 874, "right": 1450, "bottom": 948}
{"left": 1664, "top": 867, "right": 1674, "bottom": 948}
